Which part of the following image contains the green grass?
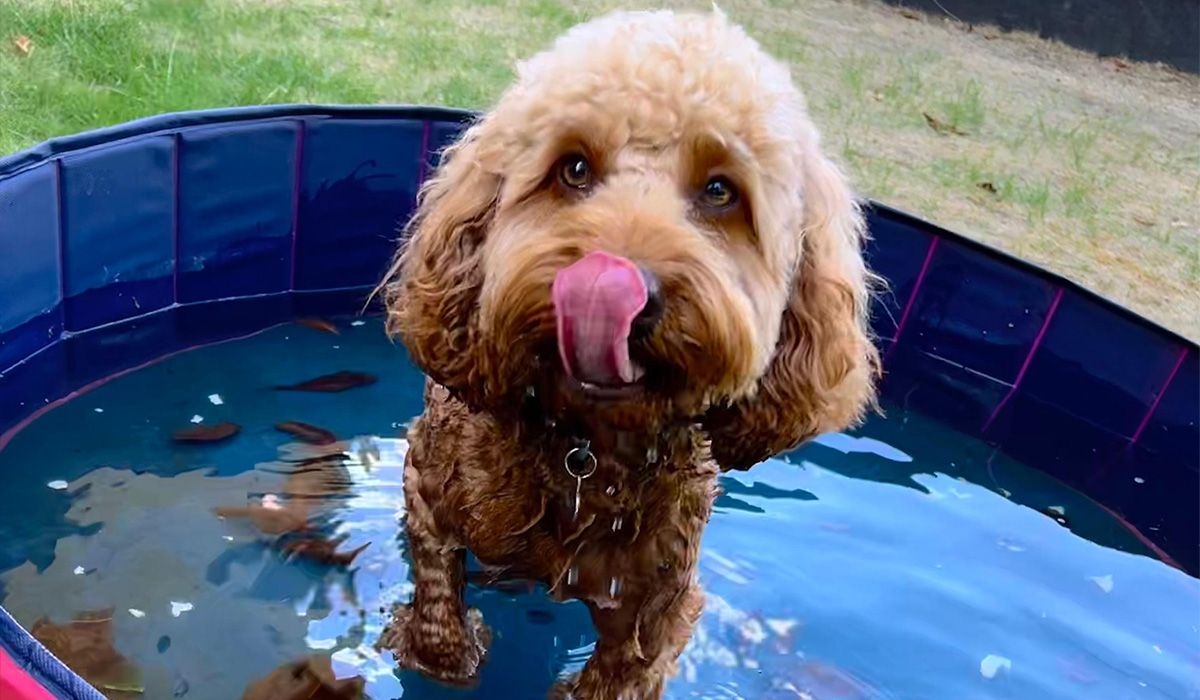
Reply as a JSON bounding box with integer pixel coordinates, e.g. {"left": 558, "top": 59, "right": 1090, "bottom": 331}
{"left": 0, "top": 0, "right": 1196, "bottom": 338}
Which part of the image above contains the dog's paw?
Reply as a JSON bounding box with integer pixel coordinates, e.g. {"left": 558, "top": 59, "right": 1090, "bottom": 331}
{"left": 547, "top": 673, "right": 579, "bottom": 700}
{"left": 549, "top": 669, "right": 665, "bottom": 700}
{"left": 376, "top": 605, "right": 492, "bottom": 687}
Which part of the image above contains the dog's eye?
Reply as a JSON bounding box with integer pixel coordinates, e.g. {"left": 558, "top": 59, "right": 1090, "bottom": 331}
{"left": 700, "top": 177, "right": 738, "bottom": 209}
{"left": 558, "top": 154, "right": 592, "bottom": 190}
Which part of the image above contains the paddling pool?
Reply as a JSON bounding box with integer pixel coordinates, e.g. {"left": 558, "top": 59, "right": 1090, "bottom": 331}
{"left": 0, "top": 106, "right": 1195, "bottom": 700}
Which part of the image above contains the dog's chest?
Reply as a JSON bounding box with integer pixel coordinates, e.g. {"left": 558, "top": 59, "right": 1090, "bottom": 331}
{"left": 498, "top": 468, "right": 715, "bottom": 609}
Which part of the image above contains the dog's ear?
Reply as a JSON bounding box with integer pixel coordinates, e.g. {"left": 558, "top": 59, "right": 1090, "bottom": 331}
{"left": 380, "top": 120, "right": 501, "bottom": 407}
{"left": 703, "top": 150, "right": 881, "bottom": 471}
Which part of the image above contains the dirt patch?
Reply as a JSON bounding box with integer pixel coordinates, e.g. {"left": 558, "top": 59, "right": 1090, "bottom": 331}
{"left": 560, "top": 0, "right": 1200, "bottom": 338}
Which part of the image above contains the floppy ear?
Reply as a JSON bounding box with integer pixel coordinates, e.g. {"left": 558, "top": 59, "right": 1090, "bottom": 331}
{"left": 380, "top": 120, "right": 501, "bottom": 408}
{"left": 703, "top": 151, "right": 881, "bottom": 471}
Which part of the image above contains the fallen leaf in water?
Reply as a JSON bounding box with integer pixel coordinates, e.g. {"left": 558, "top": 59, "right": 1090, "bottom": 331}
{"left": 274, "top": 371, "right": 377, "bottom": 393}
{"left": 276, "top": 421, "right": 338, "bottom": 445}
{"left": 297, "top": 318, "right": 340, "bottom": 335}
{"left": 1057, "top": 655, "right": 1100, "bottom": 684}
{"left": 1040, "top": 506, "right": 1071, "bottom": 528}
{"left": 216, "top": 451, "right": 353, "bottom": 538}
{"left": 467, "top": 568, "right": 538, "bottom": 595}
{"left": 277, "top": 534, "right": 369, "bottom": 567}
{"left": 526, "top": 609, "right": 556, "bottom": 625}
{"left": 11, "top": 35, "right": 32, "bottom": 56}
{"left": 977, "top": 181, "right": 998, "bottom": 194}
{"left": 923, "top": 112, "right": 967, "bottom": 136}
{"left": 30, "top": 610, "right": 143, "bottom": 700}
{"left": 172, "top": 421, "right": 240, "bottom": 443}
{"left": 794, "top": 660, "right": 878, "bottom": 697}
{"left": 241, "top": 655, "right": 365, "bottom": 700}
{"left": 214, "top": 503, "right": 310, "bottom": 535}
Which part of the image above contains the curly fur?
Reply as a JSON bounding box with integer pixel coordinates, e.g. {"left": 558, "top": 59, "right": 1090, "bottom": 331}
{"left": 377, "top": 8, "right": 880, "bottom": 698}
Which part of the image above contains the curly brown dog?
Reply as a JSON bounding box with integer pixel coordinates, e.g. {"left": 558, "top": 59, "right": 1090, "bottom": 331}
{"left": 376, "top": 8, "right": 880, "bottom": 699}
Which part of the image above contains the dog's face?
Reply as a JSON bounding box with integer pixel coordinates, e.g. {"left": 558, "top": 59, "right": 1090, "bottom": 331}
{"left": 383, "top": 10, "right": 879, "bottom": 466}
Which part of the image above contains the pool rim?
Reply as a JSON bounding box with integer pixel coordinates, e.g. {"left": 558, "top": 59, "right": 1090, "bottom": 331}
{"left": 0, "top": 103, "right": 1193, "bottom": 351}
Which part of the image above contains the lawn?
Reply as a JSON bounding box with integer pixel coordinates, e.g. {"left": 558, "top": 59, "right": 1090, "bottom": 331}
{"left": 1, "top": 0, "right": 1197, "bottom": 339}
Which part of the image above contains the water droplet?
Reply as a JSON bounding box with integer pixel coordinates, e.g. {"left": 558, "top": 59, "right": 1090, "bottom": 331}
{"left": 351, "top": 320, "right": 366, "bottom": 327}
{"left": 567, "top": 566, "right": 579, "bottom": 586}
{"left": 47, "top": 480, "right": 68, "bottom": 490}
{"left": 646, "top": 445, "right": 658, "bottom": 464}
{"left": 612, "top": 516, "right": 623, "bottom": 532}
{"left": 128, "top": 609, "right": 146, "bottom": 619}
{"left": 170, "top": 601, "right": 194, "bottom": 617}
{"left": 93, "top": 407, "right": 104, "bottom": 413}
{"left": 526, "top": 385, "right": 536, "bottom": 397}
{"left": 1133, "top": 477, "right": 1145, "bottom": 484}
{"left": 609, "top": 577, "right": 621, "bottom": 597}
{"left": 189, "top": 415, "right": 203, "bottom": 424}
{"left": 73, "top": 566, "right": 87, "bottom": 575}
{"left": 605, "top": 485, "right": 616, "bottom": 496}
{"left": 207, "top": 393, "right": 223, "bottom": 405}
{"left": 1088, "top": 574, "right": 1114, "bottom": 593}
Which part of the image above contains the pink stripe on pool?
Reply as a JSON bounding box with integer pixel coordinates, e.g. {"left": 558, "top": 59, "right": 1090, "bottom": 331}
{"left": 981, "top": 287, "right": 1064, "bottom": 433}
{"left": 416, "top": 120, "right": 432, "bottom": 198}
{"left": 883, "top": 236, "right": 939, "bottom": 362}
{"left": 0, "top": 647, "right": 55, "bottom": 700}
{"left": 287, "top": 119, "right": 307, "bottom": 291}
{"left": 0, "top": 324, "right": 285, "bottom": 454}
{"left": 1130, "top": 345, "right": 1189, "bottom": 445}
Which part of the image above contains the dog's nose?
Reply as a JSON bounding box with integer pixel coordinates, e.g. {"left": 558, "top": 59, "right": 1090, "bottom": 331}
{"left": 631, "top": 265, "right": 664, "bottom": 339}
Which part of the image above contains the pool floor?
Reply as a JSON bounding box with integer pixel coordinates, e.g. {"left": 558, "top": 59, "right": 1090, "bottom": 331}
{"left": 0, "top": 317, "right": 1195, "bottom": 699}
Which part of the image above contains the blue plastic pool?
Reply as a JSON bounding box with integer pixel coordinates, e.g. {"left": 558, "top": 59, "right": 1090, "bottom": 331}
{"left": 0, "top": 106, "right": 1196, "bottom": 700}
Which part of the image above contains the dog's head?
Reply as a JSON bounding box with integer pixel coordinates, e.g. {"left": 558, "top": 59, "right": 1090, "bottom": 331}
{"left": 381, "top": 9, "right": 879, "bottom": 469}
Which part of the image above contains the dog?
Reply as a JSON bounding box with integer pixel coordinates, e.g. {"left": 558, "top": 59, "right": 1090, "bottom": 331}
{"left": 376, "top": 8, "right": 880, "bottom": 699}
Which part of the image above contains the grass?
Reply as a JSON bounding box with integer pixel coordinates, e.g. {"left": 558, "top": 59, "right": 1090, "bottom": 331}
{"left": 1, "top": 0, "right": 1197, "bottom": 339}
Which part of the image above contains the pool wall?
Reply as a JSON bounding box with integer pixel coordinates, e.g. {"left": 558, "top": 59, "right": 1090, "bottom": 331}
{"left": 0, "top": 106, "right": 1196, "bottom": 699}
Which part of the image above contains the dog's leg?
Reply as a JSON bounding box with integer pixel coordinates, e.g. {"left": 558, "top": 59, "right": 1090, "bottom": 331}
{"left": 377, "top": 451, "right": 490, "bottom": 686}
{"left": 552, "top": 578, "right": 704, "bottom": 700}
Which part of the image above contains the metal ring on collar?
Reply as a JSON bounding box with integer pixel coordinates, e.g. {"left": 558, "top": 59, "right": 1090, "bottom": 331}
{"left": 564, "top": 447, "right": 598, "bottom": 480}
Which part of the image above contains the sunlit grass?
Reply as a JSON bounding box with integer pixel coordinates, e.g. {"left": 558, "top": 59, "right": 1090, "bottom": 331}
{"left": 1, "top": 0, "right": 1196, "bottom": 337}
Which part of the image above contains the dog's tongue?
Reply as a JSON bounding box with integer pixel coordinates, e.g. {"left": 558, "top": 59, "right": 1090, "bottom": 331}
{"left": 552, "top": 252, "right": 648, "bottom": 386}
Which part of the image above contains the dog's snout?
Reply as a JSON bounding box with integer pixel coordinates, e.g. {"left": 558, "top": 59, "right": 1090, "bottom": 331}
{"left": 631, "top": 265, "right": 664, "bottom": 340}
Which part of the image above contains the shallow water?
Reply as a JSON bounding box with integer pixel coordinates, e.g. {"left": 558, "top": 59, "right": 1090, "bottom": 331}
{"left": 0, "top": 317, "right": 1196, "bottom": 700}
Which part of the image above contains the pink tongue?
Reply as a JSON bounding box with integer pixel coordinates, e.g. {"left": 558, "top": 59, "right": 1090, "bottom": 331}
{"left": 552, "top": 251, "right": 648, "bottom": 386}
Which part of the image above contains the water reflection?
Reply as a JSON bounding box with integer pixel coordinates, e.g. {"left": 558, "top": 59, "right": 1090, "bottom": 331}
{"left": 0, "top": 318, "right": 1195, "bottom": 699}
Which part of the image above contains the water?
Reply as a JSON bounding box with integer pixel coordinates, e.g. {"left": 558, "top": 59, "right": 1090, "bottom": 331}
{"left": 0, "top": 317, "right": 1195, "bottom": 700}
